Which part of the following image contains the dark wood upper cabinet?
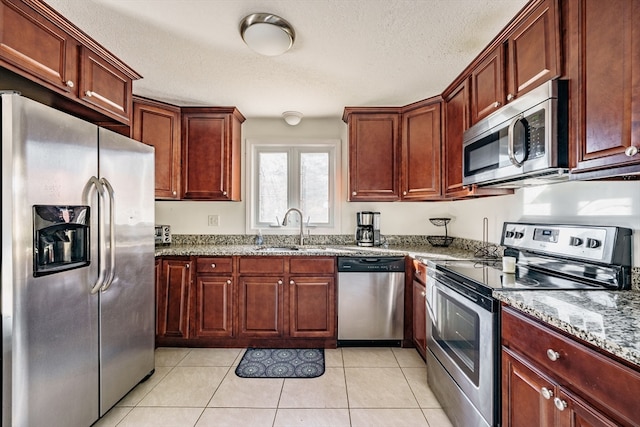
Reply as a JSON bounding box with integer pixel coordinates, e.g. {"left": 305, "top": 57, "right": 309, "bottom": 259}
{"left": 181, "top": 107, "right": 245, "bottom": 201}
{"left": 343, "top": 108, "right": 401, "bottom": 201}
{"left": 0, "top": 0, "right": 140, "bottom": 125}
{"left": 471, "top": 45, "right": 505, "bottom": 123}
{"left": 443, "top": 79, "right": 512, "bottom": 199}
{"left": 565, "top": 0, "right": 640, "bottom": 178}
{"left": 401, "top": 100, "right": 442, "bottom": 200}
{"left": 505, "top": 0, "right": 561, "bottom": 102}
{"left": 132, "top": 97, "right": 182, "bottom": 199}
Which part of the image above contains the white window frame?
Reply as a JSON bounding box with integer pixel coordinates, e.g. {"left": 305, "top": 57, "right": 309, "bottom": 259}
{"left": 246, "top": 138, "right": 341, "bottom": 235}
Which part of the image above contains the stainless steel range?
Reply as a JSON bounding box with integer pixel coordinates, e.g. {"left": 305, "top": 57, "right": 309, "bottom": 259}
{"left": 425, "top": 222, "right": 632, "bottom": 427}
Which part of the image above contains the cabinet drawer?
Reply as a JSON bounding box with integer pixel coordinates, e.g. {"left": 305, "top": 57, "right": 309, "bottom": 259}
{"left": 289, "top": 257, "right": 335, "bottom": 274}
{"left": 239, "top": 256, "right": 285, "bottom": 274}
{"left": 502, "top": 306, "right": 640, "bottom": 425}
{"left": 196, "top": 257, "right": 233, "bottom": 274}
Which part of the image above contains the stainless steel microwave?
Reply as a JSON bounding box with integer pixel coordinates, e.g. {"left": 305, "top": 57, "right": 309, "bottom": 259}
{"left": 462, "top": 80, "right": 569, "bottom": 188}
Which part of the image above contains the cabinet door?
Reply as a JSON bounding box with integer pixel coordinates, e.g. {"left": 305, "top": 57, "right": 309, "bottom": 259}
{"left": 0, "top": 0, "right": 79, "bottom": 94}
{"left": 238, "top": 276, "right": 284, "bottom": 337}
{"left": 289, "top": 276, "right": 335, "bottom": 338}
{"left": 556, "top": 389, "right": 620, "bottom": 427}
{"left": 347, "top": 113, "right": 401, "bottom": 201}
{"left": 471, "top": 45, "right": 505, "bottom": 124}
{"left": 133, "top": 99, "right": 182, "bottom": 199}
{"left": 157, "top": 259, "right": 191, "bottom": 339}
{"left": 502, "top": 348, "right": 555, "bottom": 427}
{"left": 506, "top": 0, "right": 560, "bottom": 101}
{"left": 412, "top": 280, "right": 426, "bottom": 357}
{"left": 194, "top": 275, "right": 234, "bottom": 338}
{"left": 568, "top": 0, "right": 640, "bottom": 177}
{"left": 182, "top": 109, "right": 243, "bottom": 201}
{"left": 79, "top": 47, "right": 132, "bottom": 124}
{"left": 443, "top": 80, "right": 470, "bottom": 197}
{"left": 401, "top": 102, "right": 442, "bottom": 200}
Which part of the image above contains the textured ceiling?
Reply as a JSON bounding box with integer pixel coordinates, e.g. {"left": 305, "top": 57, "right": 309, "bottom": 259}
{"left": 44, "top": 0, "right": 529, "bottom": 119}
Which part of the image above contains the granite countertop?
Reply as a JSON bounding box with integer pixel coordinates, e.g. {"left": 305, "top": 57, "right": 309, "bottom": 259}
{"left": 154, "top": 243, "right": 478, "bottom": 260}
{"left": 495, "top": 290, "right": 640, "bottom": 369}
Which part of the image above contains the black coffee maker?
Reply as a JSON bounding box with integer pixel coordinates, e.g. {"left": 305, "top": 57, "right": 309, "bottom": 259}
{"left": 355, "top": 211, "right": 381, "bottom": 246}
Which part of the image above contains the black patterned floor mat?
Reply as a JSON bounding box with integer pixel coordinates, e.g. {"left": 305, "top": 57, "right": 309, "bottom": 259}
{"left": 235, "top": 348, "right": 325, "bottom": 378}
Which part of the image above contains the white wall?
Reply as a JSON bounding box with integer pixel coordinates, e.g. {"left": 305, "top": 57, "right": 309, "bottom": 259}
{"left": 156, "top": 117, "right": 640, "bottom": 265}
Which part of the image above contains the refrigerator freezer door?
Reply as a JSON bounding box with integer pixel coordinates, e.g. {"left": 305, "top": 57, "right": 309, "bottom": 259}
{"left": 97, "top": 127, "right": 155, "bottom": 414}
{"left": 2, "top": 94, "right": 100, "bottom": 426}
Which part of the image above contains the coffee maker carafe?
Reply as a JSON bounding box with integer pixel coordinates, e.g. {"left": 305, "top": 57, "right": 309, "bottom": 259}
{"left": 355, "top": 211, "right": 380, "bottom": 247}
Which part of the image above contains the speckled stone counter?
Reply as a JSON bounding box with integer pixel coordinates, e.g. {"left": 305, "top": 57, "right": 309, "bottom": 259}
{"left": 495, "top": 290, "right": 640, "bottom": 369}
{"left": 154, "top": 243, "right": 477, "bottom": 260}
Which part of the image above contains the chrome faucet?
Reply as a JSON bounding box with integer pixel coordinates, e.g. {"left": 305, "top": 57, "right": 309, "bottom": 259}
{"left": 282, "top": 208, "right": 305, "bottom": 245}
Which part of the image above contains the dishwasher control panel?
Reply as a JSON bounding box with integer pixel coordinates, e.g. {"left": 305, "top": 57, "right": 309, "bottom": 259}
{"left": 337, "top": 257, "right": 405, "bottom": 272}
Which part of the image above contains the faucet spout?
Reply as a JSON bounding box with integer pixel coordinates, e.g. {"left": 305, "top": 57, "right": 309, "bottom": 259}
{"left": 282, "top": 208, "right": 305, "bottom": 245}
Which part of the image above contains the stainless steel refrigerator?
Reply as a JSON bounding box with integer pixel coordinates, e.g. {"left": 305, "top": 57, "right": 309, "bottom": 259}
{"left": 1, "top": 93, "right": 155, "bottom": 426}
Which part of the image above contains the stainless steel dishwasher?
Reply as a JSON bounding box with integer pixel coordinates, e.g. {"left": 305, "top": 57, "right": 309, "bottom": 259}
{"left": 337, "top": 257, "right": 405, "bottom": 345}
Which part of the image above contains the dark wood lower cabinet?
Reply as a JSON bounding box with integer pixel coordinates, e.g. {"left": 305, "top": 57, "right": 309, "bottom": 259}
{"left": 238, "top": 276, "right": 285, "bottom": 338}
{"left": 155, "top": 255, "right": 337, "bottom": 348}
{"left": 194, "top": 275, "right": 234, "bottom": 338}
{"left": 156, "top": 257, "right": 192, "bottom": 344}
{"left": 501, "top": 306, "right": 640, "bottom": 427}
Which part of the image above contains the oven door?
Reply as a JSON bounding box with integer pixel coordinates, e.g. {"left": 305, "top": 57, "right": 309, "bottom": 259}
{"left": 426, "top": 270, "right": 497, "bottom": 426}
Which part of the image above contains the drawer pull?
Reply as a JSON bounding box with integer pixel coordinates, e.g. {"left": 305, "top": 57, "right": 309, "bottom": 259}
{"left": 541, "top": 387, "right": 553, "bottom": 400}
{"left": 554, "top": 397, "right": 567, "bottom": 411}
{"left": 546, "top": 349, "right": 560, "bottom": 361}
{"left": 211, "top": 263, "right": 216, "bottom": 269}
{"left": 290, "top": 280, "right": 295, "bottom": 285}
{"left": 277, "top": 280, "right": 283, "bottom": 285}
{"left": 226, "top": 280, "right": 231, "bottom": 285}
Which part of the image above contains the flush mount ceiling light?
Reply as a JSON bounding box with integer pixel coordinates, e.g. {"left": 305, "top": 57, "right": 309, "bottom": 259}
{"left": 282, "top": 111, "right": 303, "bottom": 126}
{"left": 240, "top": 13, "right": 295, "bottom": 56}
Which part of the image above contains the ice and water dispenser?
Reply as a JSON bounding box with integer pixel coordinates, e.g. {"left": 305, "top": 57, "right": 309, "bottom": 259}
{"left": 33, "top": 205, "right": 90, "bottom": 276}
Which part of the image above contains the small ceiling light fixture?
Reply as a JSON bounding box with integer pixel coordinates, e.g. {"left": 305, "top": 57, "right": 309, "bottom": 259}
{"left": 282, "top": 111, "right": 303, "bottom": 126}
{"left": 240, "top": 13, "right": 295, "bottom": 56}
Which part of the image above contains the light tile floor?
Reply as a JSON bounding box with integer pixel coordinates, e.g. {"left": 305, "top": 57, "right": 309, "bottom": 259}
{"left": 94, "top": 347, "right": 454, "bottom": 427}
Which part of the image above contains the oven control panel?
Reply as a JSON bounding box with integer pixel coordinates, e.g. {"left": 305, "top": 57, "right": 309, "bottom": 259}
{"left": 500, "top": 222, "right": 630, "bottom": 264}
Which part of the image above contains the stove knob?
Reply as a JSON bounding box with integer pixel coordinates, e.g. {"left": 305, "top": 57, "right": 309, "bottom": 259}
{"left": 569, "top": 237, "right": 583, "bottom": 247}
{"left": 505, "top": 230, "right": 515, "bottom": 238}
{"left": 514, "top": 231, "right": 525, "bottom": 239}
{"left": 586, "top": 238, "right": 601, "bottom": 249}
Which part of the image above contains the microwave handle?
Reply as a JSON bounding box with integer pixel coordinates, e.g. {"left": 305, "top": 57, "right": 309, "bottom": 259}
{"left": 507, "top": 114, "right": 525, "bottom": 167}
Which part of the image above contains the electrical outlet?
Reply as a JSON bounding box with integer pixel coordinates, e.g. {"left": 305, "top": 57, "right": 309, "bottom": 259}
{"left": 208, "top": 215, "right": 220, "bottom": 227}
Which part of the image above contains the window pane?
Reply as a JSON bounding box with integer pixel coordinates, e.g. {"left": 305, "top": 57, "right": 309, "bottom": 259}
{"left": 259, "top": 152, "right": 288, "bottom": 223}
{"left": 300, "top": 152, "right": 329, "bottom": 223}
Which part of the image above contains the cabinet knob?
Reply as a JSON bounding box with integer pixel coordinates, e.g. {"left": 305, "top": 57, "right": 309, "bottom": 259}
{"left": 420, "top": 291, "right": 426, "bottom": 297}
{"left": 352, "top": 191, "right": 357, "bottom": 196}
{"left": 211, "top": 263, "right": 216, "bottom": 269}
{"left": 290, "top": 280, "right": 295, "bottom": 285}
{"left": 493, "top": 101, "right": 501, "bottom": 108}
{"left": 222, "top": 191, "right": 227, "bottom": 196}
{"left": 186, "top": 263, "right": 190, "bottom": 268}
{"left": 172, "top": 191, "right": 177, "bottom": 196}
{"left": 541, "top": 387, "right": 553, "bottom": 400}
{"left": 226, "top": 279, "right": 231, "bottom": 285}
{"left": 65, "top": 80, "right": 75, "bottom": 88}
{"left": 85, "top": 90, "right": 94, "bottom": 97}
{"left": 507, "top": 93, "right": 514, "bottom": 101}
{"left": 277, "top": 280, "right": 283, "bottom": 285}
{"left": 625, "top": 146, "right": 639, "bottom": 157}
{"left": 403, "top": 191, "right": 407, "bottom": 196}
{"left": 546, "top": 349, "right": 560, "bottom": 362}
{"left": 553, "top": 397, "right": 567, "bottom": 411}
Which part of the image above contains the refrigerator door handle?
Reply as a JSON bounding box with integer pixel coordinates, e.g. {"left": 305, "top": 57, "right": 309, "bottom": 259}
{"left": 83, "top": 176, "right": 107, "bottom": 294}
{"left": 100, "top": 178, "right": 116, "bottom": 292}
